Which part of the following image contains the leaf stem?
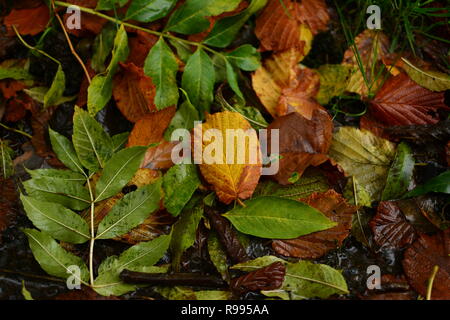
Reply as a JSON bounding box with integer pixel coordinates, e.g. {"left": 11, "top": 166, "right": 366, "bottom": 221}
{"left": 0, "top": 122, "right": 32, "bottom": 139}
{"left": 85, "top": 176, "right": 95, "bottom": 286}
{"left": 426, "top": 265, "right": 439, "bottom": 300}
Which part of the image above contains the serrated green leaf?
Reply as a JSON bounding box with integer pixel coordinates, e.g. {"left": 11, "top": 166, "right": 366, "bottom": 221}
{"left": 23, "top": 228, "right": 89, "bottom": 282}
{"left": 94, "top": 234, "right": 171, "bottom": 296}
{"left": 88, "top": 25, "right": 129, "bottom": 115}
{"left": 144, "top": 38, "right": 179, "bottom": 109}
{"left": 203, "top": 0, "right": 267, "bottom": 48}
{"left": 95, "top": 146, "right": 147, "bottom": 202}
{"left": 225, "top": 45, "right": 261, "bottom": 71}
{"left": 163, "top": 164, "right": 200, "bottom": 216}
{"left": 181, "top": 48, "right": 215, "bottom": 115}
{"left": 381, "top": 142, "right": 415, "bottom": 200}
{"left": 316, "top": 64, "right": 352, "bottom": 105}
{"left": 225, "top": 59, "right": 244, "bottom": 99}
{"left": 72, "top": 106, "right": 113, "bottom": 172}
{"left": 23, "top": 177, "right": 90, "bottom": 211}
{"left": 0, "top": 139, "right": 14, "bottom": 179}
{"left": 21, "top": 194, "right": 90, "bottom": 244}
{"left": 126, "top": 0, "right": 176, "bottom": 22}
{"left": 96, "top": 180, "right": 162, "bottom": 239}
{"left": 401, "top": 58, "right": 450, "bottom": 92}
{"left": 49, "top": 128, "right": 85, "bottom": 174}
{"left": 223, "top": 196, "right": 336, "bottom": 239}
{"left": 0, "top": 67, "right": 34, "bottom": 80}
{"left": 403, "top": 170, "right": 450, "bottom": 198}
{"left": 170, "top": 206, "right": 203, "bottom": 271}
{"left": 44, "top": 64, "right": 65, "bottom": 108}
{"left": 91, "top": 23, "right": 116, "bottom": 73}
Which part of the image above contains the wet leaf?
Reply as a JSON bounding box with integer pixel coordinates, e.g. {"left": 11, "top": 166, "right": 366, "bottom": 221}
{"left": 4, "top": 4, "right": 49, "bottom": 36}
{"left": 144, "top": 38, "right": 179, "bottom": 109}
{"left": 156, "top": 286, "right": 231, "bottom": 300}
{"left": 96, "top": 179, "right": 162, "bottom": 239}
{"left": 125, "top": 0, "right": 176, "bottom": 23}
{"left": 207, "top": 231, "right": 230, "bottom": 281}
{"left": 195, "top": 111, "right": 261, "bottom": 204}
{"left": 23, "top": 228, "right": 89, "bottom": 282}
{"left": 400, "top": 58, "right": 450, "bottom": 92}
{"left": 21, "top": 194, "right": 90, "bottom": 244}
{"left": 272, "top": 190, "right": 357, "bottom": 259}
{"left": 231, "top": 261, "right": 285, "bottom": 294}
{"left": 223, "top": 196, "right": 336, "bottom": 239}
{"left": 402, "top": 230, "right": 450, "bottom": 299}
{"left": 404, "top": 170, "right": 450, "bottom": 198}
{"left": 267, "top": 110, "right": 333, "bottom": 184}
{"left": 163, "top": 164, "right": 200, "bottom": 216}
{"left": 329, "top": 127, "right": 396, "bottom": 206}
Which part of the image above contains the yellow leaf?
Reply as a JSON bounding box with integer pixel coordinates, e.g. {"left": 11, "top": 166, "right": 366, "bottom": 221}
{"left": 194, "top": 111, "right": 262, "bottom": 204}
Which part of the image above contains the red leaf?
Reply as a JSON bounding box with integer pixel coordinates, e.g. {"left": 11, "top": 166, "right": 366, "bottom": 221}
{"left": 0, "top": 80, "right": 26, "bottom": 99}
{"left": 272, "top": 190, "right": 357, "bottom": 259}
{"left": 230, "top": 262, "right": 286, "bottom": 294}
{"left": 4, "top": 4, "right": 50, "bottom": 36}
{"left": 402, "top": 229, "right": 450, "bottom": 299}
{"left": 369, "top": 73, "right": 448, "bottom": 126}
{"left": 112, "top": 62, "right": 157, "bottom": 123}
{"left": 296, "top": 0, "right": 330, "bottom": 35}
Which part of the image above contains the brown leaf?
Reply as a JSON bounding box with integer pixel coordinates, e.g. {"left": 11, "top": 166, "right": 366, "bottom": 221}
{"left": 402, "top": 229, "right": 450, "bottom": 299}
{"left": 4, "top": 4, "right": 50, "bottom": 36}
{"left": 195, "top": 111, "right": 262, "bottom": 204}
{"left": 361, "top": 292, "right": 416, "bottom": 300}
{"left": 369, "top": 73, "right": 448, "bottom": 126}
{"left": 297, "top": 0, "right": 330, "bottom": 35}
{"left": 3, "top": 93, "right": 32, "bottom": 122}
{"left": 127, "top": 31, "right": 158, "bottom": 68}
{"left": 369, "top": 201, "right": 417, "bottom": 249}
{"left": 0, "top": 178, "right": 18, "bottom": 235}
{"left": 267, "top": 109, "right": 333, "bottom": 184}
{"left": 112, "top": 62, "right": 157, "bottom": 123}
{"left": 63, "top": 11, "right": 106, "bottom": 36}
{"left": 255, "top": 0, "right": 311, "bottom": 52}
{"left": 0, "top": 80, "right": 26, "bottom": 99}
{"left": 230, "top": 262, "right": 285, "bottom": 294}
{"left": 142, "top": 140, "right": 177, "bottom": 170}
{"left": 54, "top": 286, "right": 120, "bottom": 300}
{"left": 272, "top": 190, "right": 357, "bottom": 259}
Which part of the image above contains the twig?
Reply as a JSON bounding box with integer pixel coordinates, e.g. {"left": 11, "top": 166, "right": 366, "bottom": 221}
{"left": 0, "top": 122, "right": 32, "bottom": 139}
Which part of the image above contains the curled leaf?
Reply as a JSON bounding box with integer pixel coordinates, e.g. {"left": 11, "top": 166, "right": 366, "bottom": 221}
{"left": 231, "top": 261, "right": 286, "bottom": 294}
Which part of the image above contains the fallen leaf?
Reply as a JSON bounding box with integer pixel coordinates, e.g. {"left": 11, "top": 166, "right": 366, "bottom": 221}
{"left": 369, "top": 73, "right": 448, "bottom": 126}
{"left": 76, "top": 60, "right": 96, "bottom": 107}
{"left": 54, "top": 285, "right": 120, "bottom": 300}
{"left": 272, "top": 190, "right": 357, "bottom": 259}
{"left": 195, "top": 111, "right": 262, "bottom": 204}
{"left": 267, "top": 109, "right": 333, "bottom": 185}
{"left": 329, "top": 127, "right": 396, "bottom": 206}
{"left": 63, "top": 11, "right": 106, "bottom": 36}
{"left": 4, "top": 4, "right": 50, "bottom": 36}
{"left": 369, "top": 201, "right": 417, "bottom": 249}
{"left": 231, "top": 261, "right": 285, "bottom": 294}
{"left": 127, "top": 30, "right": 158, "bottom": 68}
{"left": 0, "top": 178, "right": 17, "bottom": 235}
{"left": 255, "top": 0, "right": 313, "bottom": 52}
{"left": 0, "top": 80, "right": 26, "bottom": 99}
{"left": 296, "top": 0, "right": 330, "bottom": 35}
{"left": 112, "top": 62, "right": 157, "bottom": 123}
{"left": 399, "top": 57, "right": 450, "bottom": 92}
{"left": 4, "top": 93, "right": 31, "bottom": 122}
{"left": 402, "top": 229, "right": 450, "bottom": 299}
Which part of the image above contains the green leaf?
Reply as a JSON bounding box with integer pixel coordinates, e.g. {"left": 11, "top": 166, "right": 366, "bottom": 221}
{"left": 231, "top": 255, "right": 285, "bottom": 272}
{"left": 225, "top": 45, "right": 261, "bottom": 71}
{"left": 27, "top": 168, "right": 85, "bottom": 182}
{"left": 156, "top": 286, "right": 231, "bottom": 300}
{"left": 94, "top": 234, "right": 171, "bottom": 296}
{"left": 401, "top": 58, "right": 450, "bottom": 92}
{"left": 0, "top": 139, "right": 14, "bottom": 179}
{"left": 181, "top": 48, "right": 215, "bottom": 115}
{"left": 91, "top": 23, "right": 116, "bottom": 73}
{"left": 0, "top": 67, "right": 34, "bottom": 80}
{"left": 96, "top": 180, "right": 162, "bottom": 239}
{"left": 44, "top": 64, "right": 65, "bottom": 108}
{"left": 88, "top": 25, "right": 129, "bottom": 115}
{"left": 207, "top": 231, "right": 230, "bottom": 281}
{"left": 24, "top": 87, "right": 76, "bottom": 105}
{"left": 316, "top": 64, "right": 352, "bottom": 105}
{"left": 111, "top": 132, "right": 129, "bottom": 153}
{"left": 165, "top": 0, "right": 209, "bottom": 35}
{"left": 21, "top": 194, "right": 90, "bottom": 244}
{"left": 203, "top": 0, "right": 267, "bottom": 48}
{"left": 126, "top": 0, "right": 176, "bottom": 22}
{"left": 225, "top": 59, "right": 244, "bottom": 99}
{"left": 404, "top": 170, "right": 450, "bottom": 198}
{"left": 72, "top": 106, "right": 113, "bottom": 172}
{"left": 169, "top": 39, "right": 193, "bottom": 63}
{"left": 163, "top": 164, "right": 200, "bottom": 216}
{"left": 49, "top": 128, "right": 85, "bottom": 174}
{"left": 170, "top": 206, "right": 203, "bottom": 271}
{"left": 23, "top": 177, "right": 90, "bottom": 211}
{"left": 95, "top": 146, "right": 147, "bottom": 202}
{"left": 381, "top": 142, "right": 415, "bottom": 200}
{"left": 96, "top": 0, "right": 128, "bottom": 10}
{"left": 144, "top": 38, "right": 179, "bottom": 109}
{"left": 23, "top": 228, "right": 89, "bottom": 282}
{"left": 164, "top": 93, "right": 200, "bottom": 140}
{"left": 223, "top": 196, "right": 336, "bottom": 239}
{"left": 266, "top": 261, "right": 348, "bottom": 299}
{"left": 329, "top": 127, "right": 396, "bottom": 206}
{"left": 21, "top": 281, "right": 34, "bottom": 300}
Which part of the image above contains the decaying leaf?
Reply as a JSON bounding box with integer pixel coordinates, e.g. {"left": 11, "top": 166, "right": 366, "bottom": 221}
{"left": 195, "top": 111, "right": 262, "bottom": 204}
{"left": 267, "top": 109, "right": 333, "bottom": 184}
{"left": 329, "top": 127, "right": 396, "bottom": 206}
{"left": 399, "top": 57, "right": 450, "bottom": 92}
{"left": 112, "top": 62, "right": 157, "bottom": 123}
{"left": 127, "top": 30, "right": 159, "bottom": 68}
{"left": 4, "top": 4, "right": 50, "bottom": 36}
{"left": 402, "top": 229, "right": 450, "bottom": 299}
{"left": 369, "top": 73, "right": 448, "bottom": 126}
{"left": 272, "top": 190, "right": 357, "bottom": 259}
{"left": 0, "top": 178, "right": 17, "bottom": 235}
{"left": 231, "top": 261, "right": 285, "bottom": 294}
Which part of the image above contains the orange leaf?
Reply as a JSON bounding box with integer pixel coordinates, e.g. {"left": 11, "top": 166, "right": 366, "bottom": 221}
{"left": 267, "top": 109, "right": 333, "bottom": 184}
{"left": 297, "top": 0, "right": 330, "bottom": 35}
{"left": 127, "top": 31, "right": 158, "bottom": 68}
{"left": 194, "top": 111, "right": 262, "bottom": 204}
{"left": 272, "top": 190, "right": 356, "bottom": 259}
{"left": 0, "top": 80, "right": 26, "bottom": 99}
{"left": 4, "top": 4, "right": 50, "bottom": 36}
{"left": 369, "top": 73, "right": 448, "bottom": 126}
{"left": 112, "top": 62, "right": 157, "bottom": 123}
